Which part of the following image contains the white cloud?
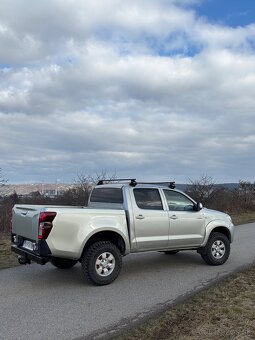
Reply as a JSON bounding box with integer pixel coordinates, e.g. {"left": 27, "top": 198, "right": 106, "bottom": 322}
{"left": 0, "top": 0, "right": 255, "bottom": 183}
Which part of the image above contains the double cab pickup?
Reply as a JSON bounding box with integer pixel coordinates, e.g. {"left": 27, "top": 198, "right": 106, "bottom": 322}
{"left": 11, "top": 179, "right": 234, "bottom": 285}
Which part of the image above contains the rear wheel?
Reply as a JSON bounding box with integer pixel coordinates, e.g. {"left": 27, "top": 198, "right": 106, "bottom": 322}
{"left": 201, "top": 232, "right": 230, "bottom": 266}
{"left": 51, "top": 257, "right": 77, "bottom": 269}
{"left": 81, "top": 241, "right": 122, "bottom": 285}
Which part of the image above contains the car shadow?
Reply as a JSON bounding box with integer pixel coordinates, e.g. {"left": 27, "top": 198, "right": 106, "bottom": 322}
{"left": 14, "top": 262, "right": 87, "bottom": 287}
{"left": 13, "top": 251, "right": 205, "bottom": 288}
{"left": 121, "top": 250, "right": 204, "bottom": 276}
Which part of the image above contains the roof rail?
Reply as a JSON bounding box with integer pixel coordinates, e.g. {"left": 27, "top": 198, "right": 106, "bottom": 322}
{"left": 97, "top": 179, "right": 175, "bottom": 189}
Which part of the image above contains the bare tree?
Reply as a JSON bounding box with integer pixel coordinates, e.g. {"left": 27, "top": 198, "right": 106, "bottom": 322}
{"left": 238, "top": 180, "right": 255, "bottom": 211}
{"left": 0, "top": 168, "right": 7, "bottom": 185}
{"left": 75, "top": 170, "right": 117, "bottom": 206}
{"left": 75, "top": 173, "right": 94, "bottom": 206}
{"left": 0, "top": 168, "right": 8, "bottom": 197}
{"left": 186, "top": 174, "right": 219, "bottom": 206}
{"left": 0, "top": 168, "right": 11, "bottom": 234}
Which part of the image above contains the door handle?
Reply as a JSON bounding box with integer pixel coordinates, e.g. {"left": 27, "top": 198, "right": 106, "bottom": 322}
{"left": 170, "top": 215, "right": 178, "bottom": 220}
{"left": 136, "top": 214, "right": 145, "bottom": 220}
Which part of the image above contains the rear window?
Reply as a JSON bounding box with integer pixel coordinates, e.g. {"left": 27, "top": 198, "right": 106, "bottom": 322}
{"left": 90, "top": 187, "right": 123, "bottom": 204}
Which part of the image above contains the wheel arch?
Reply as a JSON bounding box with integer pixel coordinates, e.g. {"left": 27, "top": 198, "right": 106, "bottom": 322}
{"left": 201, "top": 221, "right": 232, "bottom": 247}
{"left": 80, "top": 230, "right": 126, "bottom": 260}
{"left": 210, "top": 226, "right": 231, "bottom": 241}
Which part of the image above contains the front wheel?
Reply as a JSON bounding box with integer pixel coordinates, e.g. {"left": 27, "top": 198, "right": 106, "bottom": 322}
{"left": 51, "top": 257, "right": 78, "bottom": 269}
{"left": 201, "top": 232, "right": 230, "bottom": 266}
{"left": 81, "top": 241, "right": 122, "bottom": 285}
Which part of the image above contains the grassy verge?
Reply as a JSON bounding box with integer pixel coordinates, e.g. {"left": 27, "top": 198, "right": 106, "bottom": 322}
{"left": 0, "top": 235, "right": 19, "bottom": 269}
{"left": 115, "top": 265, "right": 255, "bottom": 340}
{"left": 231, "top": 211, "right": 255, "bottom": 226}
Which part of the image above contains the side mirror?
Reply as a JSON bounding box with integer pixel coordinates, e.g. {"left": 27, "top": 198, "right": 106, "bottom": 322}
{"left": 196, "top": 202, "right": 203, "bottom": 211}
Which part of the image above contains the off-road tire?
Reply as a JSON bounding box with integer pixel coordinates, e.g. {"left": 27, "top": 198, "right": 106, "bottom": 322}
{"left": 51, "top": 257, "right": 78, "bottom": 269}
{"left": 201, "top": 232, "right": 230, "bottom": 266}
{"left": 163, "top": 250, "right": 179, "bottom": 255}
{"left": 81, "top": 241, "right": 122, "bottom": 286}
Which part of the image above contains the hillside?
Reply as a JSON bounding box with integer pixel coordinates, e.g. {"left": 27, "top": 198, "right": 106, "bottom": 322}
{"left": 0, "top": 183, "right": 75, "bottom": 196}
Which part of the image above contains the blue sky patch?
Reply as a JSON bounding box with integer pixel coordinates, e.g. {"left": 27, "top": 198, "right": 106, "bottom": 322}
{"left": 196, "top": 0, "right": 255, "bottom": 27}
{"left": 0, "top": 63, "right": 11, "bottom": 69}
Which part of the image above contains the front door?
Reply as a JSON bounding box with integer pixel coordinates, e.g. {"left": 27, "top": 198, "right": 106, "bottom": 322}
{"left": 163, "top": 189, "right": 205, "bottom": 248}
{"left": 131, "top": 188, "right": 169, "bottom": 251}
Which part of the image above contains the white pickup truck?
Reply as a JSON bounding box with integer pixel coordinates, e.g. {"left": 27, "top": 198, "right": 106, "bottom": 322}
{"left": 11, "top": 179, "right": 234, "bottom": 285}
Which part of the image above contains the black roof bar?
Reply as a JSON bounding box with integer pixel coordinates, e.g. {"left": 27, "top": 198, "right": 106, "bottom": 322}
{"left": 97, "top": 178, "right": 136, "bottom": 186}
{"left": 97, "top": 179, "right": 175, "bottom": 189}
{"left": 136, "top": 181, "right": 176, "bottom": 189}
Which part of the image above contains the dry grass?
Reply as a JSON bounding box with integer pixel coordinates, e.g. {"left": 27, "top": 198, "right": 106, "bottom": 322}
{"left": 115, "top": 265, "right": 255, "bottom": 340}
{"left": 232, "top": 211, "right": 255, "bottom": 226}
{"left": 0, "top": 236, "right": 19, "bottom": 269}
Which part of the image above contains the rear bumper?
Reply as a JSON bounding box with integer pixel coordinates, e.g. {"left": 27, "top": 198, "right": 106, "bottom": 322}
{"left": 11, "top": 245, "right": 49, "bottom": 265}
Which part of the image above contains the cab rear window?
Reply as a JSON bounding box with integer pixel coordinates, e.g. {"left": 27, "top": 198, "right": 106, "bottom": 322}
{"left": 90, "top": 188, "right": 123, "bottom": 204}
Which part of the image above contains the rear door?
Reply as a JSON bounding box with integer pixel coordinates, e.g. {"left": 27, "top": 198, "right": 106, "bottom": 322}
{"left": 163, "top": 190, "right": 205, "bottom": 248}
{"left": 131, "top": 188, "right": 169, "bottom": 251}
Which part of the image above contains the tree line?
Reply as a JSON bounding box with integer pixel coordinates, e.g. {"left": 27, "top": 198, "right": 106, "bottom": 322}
{"left": 0, "top": 171, "right": 255, "bottom": 235}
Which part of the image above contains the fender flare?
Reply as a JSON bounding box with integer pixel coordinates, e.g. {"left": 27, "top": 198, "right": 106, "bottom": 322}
{"left": 200, "top": 220, "right": 232, "bottom": 247}
{"left": 78, "top": 227, "right": 130, "bottom": 258}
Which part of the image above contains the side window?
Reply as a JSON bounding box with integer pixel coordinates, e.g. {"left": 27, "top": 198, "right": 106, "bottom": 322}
{"left": 134, "top": 188, "right": 163, "bottom": 210}
{"left": 163, "top": 190, "right": 195, "bottom": 211}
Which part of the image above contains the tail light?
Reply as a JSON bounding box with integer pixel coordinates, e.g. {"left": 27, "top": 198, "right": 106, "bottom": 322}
{"left": 38, "top": 212, "right": 57, "bottom": 240}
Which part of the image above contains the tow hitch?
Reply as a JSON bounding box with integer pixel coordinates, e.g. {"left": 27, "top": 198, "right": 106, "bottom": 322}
{"left": 18, "top": 256, "right": 31, "bottom": 265}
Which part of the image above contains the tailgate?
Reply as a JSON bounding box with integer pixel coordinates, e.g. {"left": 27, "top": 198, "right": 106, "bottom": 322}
{"left": 12, "top": 205, "right": 42, "bottom": 241}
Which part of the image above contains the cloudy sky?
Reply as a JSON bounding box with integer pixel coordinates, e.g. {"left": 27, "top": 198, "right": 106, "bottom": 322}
{"left": 0, "top": 0, "right": 255, "bottom": 184}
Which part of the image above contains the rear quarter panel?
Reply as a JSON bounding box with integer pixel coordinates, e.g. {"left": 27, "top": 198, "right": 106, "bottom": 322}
{"left": 46, "top": 208, "right": 129, "bottom": 259}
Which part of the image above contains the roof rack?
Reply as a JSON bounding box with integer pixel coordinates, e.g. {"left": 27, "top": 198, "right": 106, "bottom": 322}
{"left": 97, "top": 179, "right": 175, "bottom": 189}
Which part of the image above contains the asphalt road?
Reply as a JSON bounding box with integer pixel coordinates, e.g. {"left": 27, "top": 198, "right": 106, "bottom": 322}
{"left": 1, "top": 223, "right": 255, "bottom": 340}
